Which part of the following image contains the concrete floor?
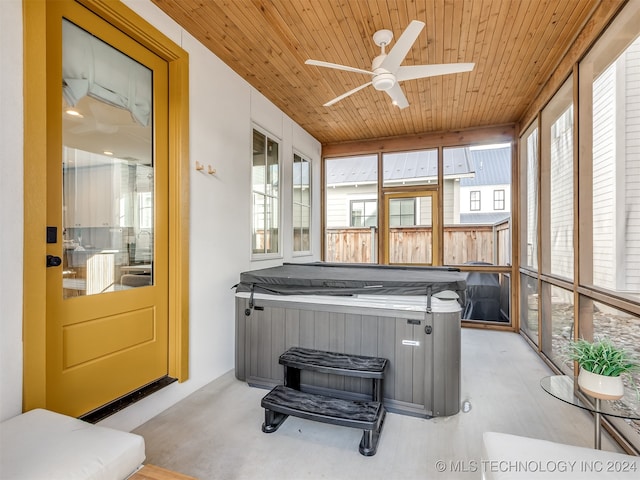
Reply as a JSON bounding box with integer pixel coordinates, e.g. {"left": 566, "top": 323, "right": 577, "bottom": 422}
{"left": 133, "top": 329, "right": 622, "bottom": 480}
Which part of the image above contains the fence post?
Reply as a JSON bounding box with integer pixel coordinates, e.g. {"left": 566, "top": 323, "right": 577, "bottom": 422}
{"left": 370, "top": 226, "right": 377, "bottom": 264}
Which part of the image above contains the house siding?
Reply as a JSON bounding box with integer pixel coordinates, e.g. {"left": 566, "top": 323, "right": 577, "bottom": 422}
{"left": 625, "top": 40, "right": 640, "bottom": 290}
{"left": 549, "top": 106, "right": 574, "bottom": 279}
{"left": 592, "top": 63, "right": 616, "bottom": 289}
{"left": 592, "top": 39, "right": 640, "bottom": 292}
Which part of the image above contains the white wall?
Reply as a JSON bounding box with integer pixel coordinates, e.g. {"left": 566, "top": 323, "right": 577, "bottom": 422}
{"left": 0, "top": 0, "right": 321, "bottom": 429}
{"left": 0, "top": 0, "right": 25, "bottom": 422}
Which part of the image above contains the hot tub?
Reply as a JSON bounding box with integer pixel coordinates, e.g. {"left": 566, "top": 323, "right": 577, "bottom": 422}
{"left": 235, "top": 263, "right": 465, "bottom": 417}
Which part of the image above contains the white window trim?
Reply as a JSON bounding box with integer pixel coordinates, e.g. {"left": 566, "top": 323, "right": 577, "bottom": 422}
{"left": 292, "top": 149, "right": 312, "bottom": 257}
{"left": 493, "top": 189, "right": 505, "bottom": 211}
{"left": 250, "top": 124, "right": 282, "bottom": 260}
{"left": 470, "top": 190, "right": 481, "bottom": 211}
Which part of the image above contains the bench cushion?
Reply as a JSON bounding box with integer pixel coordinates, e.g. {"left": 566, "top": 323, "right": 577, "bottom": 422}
{"left": 482, "top": 432, "right": 639, "bottom": 479}
{"left": 0, "top": 408, "right": 145, "bottom": 480}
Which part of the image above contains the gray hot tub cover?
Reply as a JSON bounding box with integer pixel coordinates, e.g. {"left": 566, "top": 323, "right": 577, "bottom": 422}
{"left": 235, "top": 263, "right": 466, "bottom": 305}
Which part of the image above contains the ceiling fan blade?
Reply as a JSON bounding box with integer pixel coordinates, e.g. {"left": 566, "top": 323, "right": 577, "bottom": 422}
{"left": 324, "top": 82, "right": 373, "bottom": 107}
{"left": 305, "top": 59, "right": 373, "bottom": 76}
{"left": 380, "top": 20, "right": 425, "bottom": 73}
{"left": 396, "top": 63, "right": 475, "bottom": 81}
{"left": 385, "top": 82, "right": 409, "bottom": 109}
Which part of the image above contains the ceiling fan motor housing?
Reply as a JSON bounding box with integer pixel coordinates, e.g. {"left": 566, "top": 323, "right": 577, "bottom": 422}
{"left": 371, "top": 54, "right": 395, "bottom": 91}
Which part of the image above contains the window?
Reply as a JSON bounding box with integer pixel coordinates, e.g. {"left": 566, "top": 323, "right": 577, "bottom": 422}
{"left": 442, "top": 143, "right": 512, "bottom": 266}
{"left": 520, "top": 273, "right": 539, "bottom": 346}
{"left": 542, "top": 78, "right": 574, "bottom": 280}
{"left": 576, "top": 2, "right": 640, "bottom": 452}
{"left": 251, "top": 129, "right": 279, "bottom": 256}
{"left": 388, "top": 198, "right": 416, "bottom": 226}
{"left": 542, "top": 284, "right": 574, "bottom": 374}
{"left": 293, "top": 153, "right": 311, "bottom": 254}
{"left": 382, "top": 149, "right": 438, "bottom": 186}
{"left": 520, "top": 123, "right": 539, "bottom": 270}
{"left": 350, "top": 199, "right": 377, "bottom": 227}
{"left": 470, "top": 191, "right": 480, "bottom": 211}
{"left": 519, "top": 1, "right": 640, "bottom": 453}
{"left": 325, "top": 155, "right": 378, "bottom": 263}
{"left": 579, "top": 13, "right": 640, "bottom": 300}
{"left": 493, "top": 190, "right": 505, "bottom": 210}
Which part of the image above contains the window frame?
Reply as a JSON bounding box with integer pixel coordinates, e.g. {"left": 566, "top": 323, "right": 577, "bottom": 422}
{"left": 292, "top": 151, "right": 312, "bottom": 256}
{"left": 388, "top": 197, "right": 417, "bottom": 226}
{"left": 251, "top": 126, "right": 282, "bottom": 259}
{"left": 470, "top": 190, "right": 481, "bottom": 211}
{"left": 350, "top": 198, "right": 378, "bottom": 227}
{"left": 493, "top": 189, "right": 505, "bottom": 211}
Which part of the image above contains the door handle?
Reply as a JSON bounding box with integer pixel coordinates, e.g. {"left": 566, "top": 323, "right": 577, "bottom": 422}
{"left": 46, "top": 255, "right": 62, "bottom": 268}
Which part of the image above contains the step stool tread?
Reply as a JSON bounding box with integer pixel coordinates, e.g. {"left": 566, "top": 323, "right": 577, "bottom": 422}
{"left": 279, "top": 347, "right": 387, "bottom": 378}
{"left": 262, "top": 385, "right": 382, "bottom": 429}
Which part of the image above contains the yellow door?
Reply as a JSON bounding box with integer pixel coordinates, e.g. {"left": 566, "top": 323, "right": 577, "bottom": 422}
{"left": 45, "top": 1, "right": 169, "bottom": 416}
{"left": 383, "top": 192, "right": 439, "bottom": 266}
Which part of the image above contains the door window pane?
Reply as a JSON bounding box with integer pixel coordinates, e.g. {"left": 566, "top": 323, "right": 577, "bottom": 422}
{"left": 388, "top": 198, "right": 416, "bottom": 226}
{"left": 62, "top": 20, "right": 153, "bottom": 297}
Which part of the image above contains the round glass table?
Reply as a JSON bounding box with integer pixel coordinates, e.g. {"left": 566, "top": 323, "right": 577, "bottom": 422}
{"left": 541, "top": 375, "right": 640, "bottom": 449}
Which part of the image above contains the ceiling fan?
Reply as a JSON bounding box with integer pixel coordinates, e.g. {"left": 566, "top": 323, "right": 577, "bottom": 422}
{"left": 306, "top": 20, "right": 475, "bottom": 109}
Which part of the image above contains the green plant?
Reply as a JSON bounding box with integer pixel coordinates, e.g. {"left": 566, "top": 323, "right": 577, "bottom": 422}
{"left": 568, "top": 338, "right": 640, "bottom": 377}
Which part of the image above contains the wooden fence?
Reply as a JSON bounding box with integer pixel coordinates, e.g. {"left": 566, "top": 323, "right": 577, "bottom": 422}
{"left": 325, "top": 219, "right": 511, "bottom": 265}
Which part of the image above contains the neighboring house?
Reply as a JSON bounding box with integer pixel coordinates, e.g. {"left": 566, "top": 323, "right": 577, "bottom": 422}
{"left": 325, "top": 146, "right": 511, "bottom": 228}
{"left": 592, "top": 37, "right": 640, "bottom": 293}
{"left": 458, "top": 145, "right": 511, "bottom": 225}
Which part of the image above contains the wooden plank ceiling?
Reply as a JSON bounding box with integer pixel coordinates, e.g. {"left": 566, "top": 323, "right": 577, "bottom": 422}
{"left": 151, "top": 0, "right": 603, "bottom": 145}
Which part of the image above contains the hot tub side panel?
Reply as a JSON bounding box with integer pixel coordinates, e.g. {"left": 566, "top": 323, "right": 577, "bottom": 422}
{"left": 235, "top": 295, "right": 460, "bottom": 418}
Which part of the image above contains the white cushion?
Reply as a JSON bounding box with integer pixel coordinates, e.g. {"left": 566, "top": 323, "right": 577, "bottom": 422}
{"left": 0, "top": 408, "right": 145, "bottom": 480}
{"left": 482, "top": 432, "right": 639, "bottom": 480}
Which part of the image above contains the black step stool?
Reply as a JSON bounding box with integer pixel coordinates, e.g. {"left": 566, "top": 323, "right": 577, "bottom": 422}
{"left": 261, "top": 347, "right": 388, "bottom": 456}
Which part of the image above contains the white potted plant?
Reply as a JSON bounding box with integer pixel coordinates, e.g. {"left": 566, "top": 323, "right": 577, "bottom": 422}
{"left": 568, "top": 338, "right": 639, "bottom": 400}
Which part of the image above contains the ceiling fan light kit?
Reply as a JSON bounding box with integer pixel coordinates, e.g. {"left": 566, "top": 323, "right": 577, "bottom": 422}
{"left": 372, "top": 71, "right": 396, "bottom": 91}
{"left": 306, "top": 20, "right": 475, "bottom": 109}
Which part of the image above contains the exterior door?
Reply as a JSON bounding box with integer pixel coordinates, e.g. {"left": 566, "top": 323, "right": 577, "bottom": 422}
{"left": 383, "top": 192, "right": 439, "bottom": 266}
{"left": 45, "top": 1, "right": 169, "bottom": 416}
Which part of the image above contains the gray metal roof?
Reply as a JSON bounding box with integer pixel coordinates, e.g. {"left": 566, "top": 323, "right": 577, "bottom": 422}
{"left": 460, "top": 147, "right": 511, "bottom": 186}
{"left": 325, "top": 155, "right": 378, "bottom": 186}
{"left": 325, "top": 146, "right": 510, "bottom": 186}
{"left": 459, "top": 212, "right": 511, "bottom": 225}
